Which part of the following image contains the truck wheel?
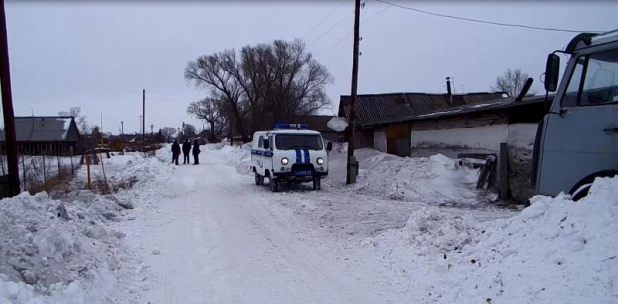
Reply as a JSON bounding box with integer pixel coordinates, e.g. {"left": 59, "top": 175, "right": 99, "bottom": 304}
{"left": 312, "top": 177, "right": 321, "bottom": 191}
{"left": 270, "top": 178, "right": 279, "bottom": 192}
{"left": 569, "top": 170, "right": 617, "bottom": 201}
{"left": 255, "top": 172, "right": 264, "bottom": 186}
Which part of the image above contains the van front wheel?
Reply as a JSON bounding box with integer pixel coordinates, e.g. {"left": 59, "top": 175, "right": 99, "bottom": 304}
{"left": 269, "top": 178, "right": 279, "bottom": 192}
{"left": 312, "top": 177, "right": 321, "bottom": 191}
{"left": 255, "top": 173, "right": 264, "bottom": 186}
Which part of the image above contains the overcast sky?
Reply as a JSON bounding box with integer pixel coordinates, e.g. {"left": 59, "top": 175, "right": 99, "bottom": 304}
{"left": 1, "top": 1, "right": 615, "bottom": 134}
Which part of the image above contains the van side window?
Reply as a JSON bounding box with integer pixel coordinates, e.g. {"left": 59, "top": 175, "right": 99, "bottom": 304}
{"left": 268, "top": 135, "right": 273, "bottom": 149}
{"left": 562, "top": 49, "right": 618, "bottom": 107}
{"left": 258, "top": 136, "right": 264, "bottom": 148}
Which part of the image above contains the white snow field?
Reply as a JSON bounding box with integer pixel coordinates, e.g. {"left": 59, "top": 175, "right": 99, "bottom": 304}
{"left": 0, "top": 144, "right": 616, "bottom": 303}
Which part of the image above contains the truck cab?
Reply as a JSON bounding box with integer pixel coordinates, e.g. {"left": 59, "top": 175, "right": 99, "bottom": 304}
{"left": 532, "top": 30, "right": 618, "bottom": 200}
{"left": 251, "top": 124, "right": 333, "bottom": 192}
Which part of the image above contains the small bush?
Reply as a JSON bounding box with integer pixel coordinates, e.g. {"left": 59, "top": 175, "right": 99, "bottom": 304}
{"left": 91, "top": 174, "right": 138, "bottom": 195}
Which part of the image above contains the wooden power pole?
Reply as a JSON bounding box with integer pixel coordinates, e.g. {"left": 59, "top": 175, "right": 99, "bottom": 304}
{"left": 0, "top": 0, "right": 20, "bottom": 196}
{"left": 346, "top": 0, "right": 361, "bottom": 185}
{"left": 142, "top": 89, "right": 145, "bottom": 148}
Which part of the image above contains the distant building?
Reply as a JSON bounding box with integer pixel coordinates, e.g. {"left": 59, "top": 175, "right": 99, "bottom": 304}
{"left": 0, "top": 116, "right": 83, "bottom": 156}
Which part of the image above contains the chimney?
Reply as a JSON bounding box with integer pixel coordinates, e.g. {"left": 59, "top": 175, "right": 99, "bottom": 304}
{"left": 516, "top": 78, "right": 534, "bottom": 101}
{"left": 446, "top": 77, "right": 453, "bottom": 106}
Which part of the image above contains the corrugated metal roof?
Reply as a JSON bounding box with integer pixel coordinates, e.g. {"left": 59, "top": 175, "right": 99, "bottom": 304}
{"left": 0, "top": 116, "right": 75, "bottom": 142}
{"left": 381, "top": 95, "right": 552, "bottom": 124}
{"left": 339, "top": 92, "right": 505, "bottom": 127}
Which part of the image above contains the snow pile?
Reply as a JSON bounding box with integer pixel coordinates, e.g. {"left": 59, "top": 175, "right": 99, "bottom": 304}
{"left": 203, "top": 143, "right": 251, "bottom": 175}
{"left": 365, "top": 207, "right": 479, "bottom": 256}
{"left": 365, "top": 176, "right": 618, "bottom": 303}
{"left": 0, "top": 192, "right": 131, "bottom": 303}
{"left": 353, "top": 151, "right": 486, "bottom": 206}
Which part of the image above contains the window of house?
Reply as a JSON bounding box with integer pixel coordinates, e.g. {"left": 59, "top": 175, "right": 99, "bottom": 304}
{"left": 562, "top": 49, "right": 618, "bottom": 107}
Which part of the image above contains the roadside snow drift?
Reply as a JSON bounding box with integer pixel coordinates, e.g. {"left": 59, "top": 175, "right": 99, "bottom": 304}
{"left": 0, "top": 152, "right": 172, "bottom": 304}
{"left": 199, "top": 143, "right": 489, "bottom": 207}
{"left": 364, "top": 176, "right": 618, "bottom": 303}
{"left": 0, "top": 192, "right": 124, "bottom": 303}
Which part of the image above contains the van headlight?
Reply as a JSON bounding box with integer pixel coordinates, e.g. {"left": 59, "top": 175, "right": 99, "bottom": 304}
{"left": 281, "top": 157, "right": 289, "bottom": 165}
{"left": 316, "top": 157, "right": 324, "bottom": 165}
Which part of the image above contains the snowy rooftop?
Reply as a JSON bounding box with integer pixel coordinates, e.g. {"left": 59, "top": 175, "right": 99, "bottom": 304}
{"left": 0, "top": 116, "right": 76, "bottom": 142}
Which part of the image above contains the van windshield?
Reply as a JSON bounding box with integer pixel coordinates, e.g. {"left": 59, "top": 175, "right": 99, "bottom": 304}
{"left": 275, "top": 134, "right": 324, "bottom": 150}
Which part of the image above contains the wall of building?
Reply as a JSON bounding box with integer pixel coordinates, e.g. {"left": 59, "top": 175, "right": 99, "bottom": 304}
{"left": 411, "top": 124, "right": 509, "bottom": 150}
{"left": 409, "top": 122, "right": 539, "bottom": 204}
{"left": 373, "top": 131, "right": 387, "bottom": 153}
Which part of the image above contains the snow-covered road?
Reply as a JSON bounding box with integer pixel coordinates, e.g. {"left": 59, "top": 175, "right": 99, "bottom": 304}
{"left": 122, "top": 159, "right": 376, "bottom": 304}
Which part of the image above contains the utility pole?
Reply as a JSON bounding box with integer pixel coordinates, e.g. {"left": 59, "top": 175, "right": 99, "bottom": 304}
{"left": 142, "top": 89, "right": 145, "bottom": 149}
{"left": 0, "top": 0, "right": 20, "bottom": 196}
{"left": 121, "top": 120, "right": 124, "bottom": 135}
{"left": 150, "top": 124, "right": 153, "bottom": 137}
{"left": 100, "top": 111, "right": 103, "bottom": 147}
{"left": 346, "top": 0, "right": 361, "bottom": 185}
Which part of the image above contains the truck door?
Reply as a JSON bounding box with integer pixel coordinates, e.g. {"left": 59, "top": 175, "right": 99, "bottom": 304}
{"left": 538, "top": 48, "right": 618, "bottom": 195}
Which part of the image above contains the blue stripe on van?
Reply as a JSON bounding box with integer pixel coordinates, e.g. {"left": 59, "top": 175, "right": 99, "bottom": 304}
{"left": 303, "top": 149, "right": 310, "bottom": 163}
{"left": 295, "top": 149, "right": 302, "bottom": 164}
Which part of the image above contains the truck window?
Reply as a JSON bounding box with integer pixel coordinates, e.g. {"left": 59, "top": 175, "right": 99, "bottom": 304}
{"left": 275, "top": 134, "right": 324, "bottom": 150}
{"left": 561, "top": 49, "right": 618, "bottom": 107}
{"left": 258, "top": 136, "right": 264, "bottom": 148}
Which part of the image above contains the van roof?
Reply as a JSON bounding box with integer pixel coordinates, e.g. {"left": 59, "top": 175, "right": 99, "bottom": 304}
{"left": 255, "top": 129, "right": 321, "bottom": 135}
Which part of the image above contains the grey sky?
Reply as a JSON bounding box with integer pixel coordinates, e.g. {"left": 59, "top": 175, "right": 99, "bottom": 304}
{"left": 2, "top": 1, "right": 615, "bottom": 134}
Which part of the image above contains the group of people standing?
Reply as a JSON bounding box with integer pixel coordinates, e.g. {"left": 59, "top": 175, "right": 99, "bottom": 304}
{"left": 171, "top": 139, "right": 201, "bottom": 165}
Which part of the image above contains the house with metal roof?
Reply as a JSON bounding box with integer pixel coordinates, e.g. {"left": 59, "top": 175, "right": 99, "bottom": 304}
{"left": 0, "top": 116, "right": 83, "bottom": 156}
{"left": 337, "top": 77, "right": 551, "bottom": 204}
{"left": 338, "top": 84, "right": 506, "bottom": 156}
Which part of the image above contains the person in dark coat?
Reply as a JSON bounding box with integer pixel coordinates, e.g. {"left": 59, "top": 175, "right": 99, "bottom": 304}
{"left": 192, "top": 140, "right": 201, "bottom": 165}
{"left": 182, "top": 139, "right": 191, "bottom": 164}
{"left": 171, "top": 140, "right": 181, "bottom": 165}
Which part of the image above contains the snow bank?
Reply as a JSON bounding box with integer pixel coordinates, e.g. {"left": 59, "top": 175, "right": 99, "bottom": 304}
{"left": 365, "top": 176, "right": 618, "bottom": 303}
{"left": 0, "top": 151, "right": 170, "bottom": 303}
{"left": 0, "top": 192, "right": 128, "bottom": 303}
{"left": 202, "top": 142, "right": 251, "bottom": 175}
{"left": 349, "top": 149, "right": 488, "bottom": 206}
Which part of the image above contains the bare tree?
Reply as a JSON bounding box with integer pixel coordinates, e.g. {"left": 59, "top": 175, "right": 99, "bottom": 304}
{"left": 59, "top": 107, "right": 90, "bottom": 134}
{"left": 182, "top": 124, "right": 197, "bottom": 138}
{"left": 187, "top": 98, "right": 229, "bottom": 142}
{"left": 184, "top": 38, "right": 333, "bottom": 142}
{"left": 160, "top": 127, "right": 177, "bottom": 141}
{"left": 491, "top": 68, "right": 537, "bottom": 97}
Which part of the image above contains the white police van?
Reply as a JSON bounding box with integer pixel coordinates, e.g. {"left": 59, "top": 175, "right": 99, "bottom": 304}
{"left": 251, "top": 123, "right": 333, "bottom": 192}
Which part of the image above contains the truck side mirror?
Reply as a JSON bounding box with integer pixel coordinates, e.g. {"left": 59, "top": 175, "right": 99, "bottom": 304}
{"left": 545, "top": 53, "right": 560, "bottom": 92}
{"left": 263, "top": 139, "right": 270, "bottom": 150}
{"left": 326, "top": 142, "right": 333, "bottom": 152}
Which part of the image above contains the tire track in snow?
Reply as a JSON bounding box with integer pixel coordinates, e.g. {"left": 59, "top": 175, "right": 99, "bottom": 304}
{"left": 133, "top": 159, "right": 374, "bottom": 303}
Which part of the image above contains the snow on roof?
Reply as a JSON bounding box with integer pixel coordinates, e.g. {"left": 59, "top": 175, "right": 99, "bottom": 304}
{"left": 0, "top": 116, "right": 75, "bottom": 142}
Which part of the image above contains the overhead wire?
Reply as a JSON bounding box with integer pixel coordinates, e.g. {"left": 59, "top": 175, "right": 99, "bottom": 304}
{"left": 319, "top": 0, "right": 397, "bottom": 59}
{"left": 308, "top": 10, "right": 355, "bottom": 47}
{"left": 302, "top": 0, "right": 348, "bottom": 40}
{"left": 375, "top": 0, "right": 604, "bottom": 34}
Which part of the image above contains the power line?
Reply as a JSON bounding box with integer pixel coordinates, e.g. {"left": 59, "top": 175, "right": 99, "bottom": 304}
{"left": 375, "top": 0, "right": 603, "bottom": 34}
{"left": 308, "top": 0, "right": 374, "bottom": 48}
{"left": 308, "top": 10, "right": 355, "bottom": 47}
{"left": 319, "top": 0, "right": 396, "bottom": 59}
{"left": 302, "top": 0, "right": 348, "bottom": 40}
